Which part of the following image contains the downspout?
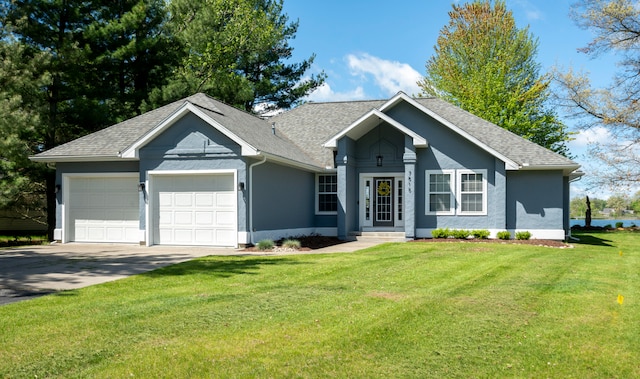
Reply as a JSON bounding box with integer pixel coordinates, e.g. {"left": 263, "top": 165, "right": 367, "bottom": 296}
{"left": 248, "top": 154, "right": 267, "bottom": 245}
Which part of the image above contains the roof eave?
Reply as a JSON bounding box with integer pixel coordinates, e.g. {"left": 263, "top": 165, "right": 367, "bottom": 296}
{"left": 323, "top": 109, "right": 428, "bottom": 149}
{"left": 516, "top": 163, "right": 583, "bottom": 176}
{"left": 29, "top": 155, "right": 132, "bottom": 163}
{"left": 259, "top": 151, "right": 324, "bottom": 172}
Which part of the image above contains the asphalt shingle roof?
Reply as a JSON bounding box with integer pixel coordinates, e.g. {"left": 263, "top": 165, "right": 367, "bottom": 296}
{"left": 33, "top": 93, "right": 319, "bottom": 168}
{"left": 33, "top": 92, "right": 579, "bottom": 173}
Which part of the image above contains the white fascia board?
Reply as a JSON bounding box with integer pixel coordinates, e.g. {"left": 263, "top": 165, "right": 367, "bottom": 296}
{"left": 381, "top": 92, "right": 520, "bottom": 170}
{"left": 259, "top": 151, "right": 324, "bottom": 172}
{"left": 323, "top": 109, "right": 427, "bottom": 149}
{"left": 29, "top": 155, "right": 130, "bottom": 163}
{"left": 120, "top": 102, "right": 258, "bottom": 159}
{"left": 518, "top": 164, "right": 583, "bottom": 176}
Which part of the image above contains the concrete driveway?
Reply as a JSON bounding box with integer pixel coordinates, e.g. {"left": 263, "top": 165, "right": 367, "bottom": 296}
{"left": 0, "top": 243, "right": 240, "bottom": 305}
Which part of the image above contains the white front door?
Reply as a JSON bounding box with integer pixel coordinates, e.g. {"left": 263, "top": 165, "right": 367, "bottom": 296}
{"left": 360, "top": 174, "right": 404, "bottom": 230}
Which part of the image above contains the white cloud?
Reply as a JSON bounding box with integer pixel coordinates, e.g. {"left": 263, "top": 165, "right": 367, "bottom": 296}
{"left": 346, "top": 53, "right": 423, "bottom": 97}
{"left": 512, "top": 0, "right": 543, "bottom": 21}
{"left": 570, "top": 126, "right": 612, "bottom": 148}
{"left": 306, "top": 82, "right": 366, "bottom": 103}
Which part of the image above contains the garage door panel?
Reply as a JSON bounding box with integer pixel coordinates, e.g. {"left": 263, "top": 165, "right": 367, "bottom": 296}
{"left": 152, "top": 174, "right": 236, "bottom": 246}
{"left": 216, "top": 211, "right": 235, "bottom": 226}
{"left": 195, "top": 211, "right": 213, "bottom": 225}
{"left": 174, "top": 211, "right": 192, "bottom": 225}
{"left": 68, "top": 176, "right": 139, "bottom": 243}
{"left": 195, "top": 193, "right": 214, "bottom": 206}
{"left": 175, "top": 193, "right": 193, "bottom": 207}
{"left": 216, "top": 193, "right": 235, "bottom": 207}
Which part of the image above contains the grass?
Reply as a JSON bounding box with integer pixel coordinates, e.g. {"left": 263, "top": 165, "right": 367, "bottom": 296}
{"left": 0, "top": 233, "right": 47, "bottom": 247}
{"left": 1, "top": 231, "right": 638, "bottom": 378}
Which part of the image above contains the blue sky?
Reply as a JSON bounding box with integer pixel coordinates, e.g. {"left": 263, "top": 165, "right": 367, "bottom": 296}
{"left": 282, "top": 0, "right": 628, "bottom": 198}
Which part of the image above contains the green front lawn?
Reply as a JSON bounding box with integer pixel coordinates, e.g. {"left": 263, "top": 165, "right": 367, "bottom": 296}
{"left": 1, "top": 232, "right": 638, "bottom": 378}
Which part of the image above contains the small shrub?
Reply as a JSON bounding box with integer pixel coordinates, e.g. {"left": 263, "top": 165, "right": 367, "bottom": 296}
{"left": 282, "top": 239, "right": 301, "bottom": 249}
{"left": 471, "top": 229, "right": 490, "bottom": 239}
{"left": 615, "top": 221, "right": 624, "bottom": 228}
{"left": 604, "top": 224, "right": 613, "bottom": 229}
{"left": 515, "top": 231, "right": 531, "bottom": 240}
{"left": 452, "top": 229, "right": 471, "bottom": 239}
{"left": 256, "top": 239, "right": 275, "bottom": 250}
{"left": 497, "top": 231, "right": 511, "bottom": 240}
{"left": 431, "top": 228, "right": 451, "bottom": 239}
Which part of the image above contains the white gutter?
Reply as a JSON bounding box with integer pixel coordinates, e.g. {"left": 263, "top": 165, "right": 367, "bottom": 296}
{"left": 248, "top": 155, "right": 268, "bottom": 245}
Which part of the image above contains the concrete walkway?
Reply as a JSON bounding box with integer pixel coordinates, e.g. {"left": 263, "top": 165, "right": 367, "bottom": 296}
{"left": 0, "top": 239, "right": 385, "bottom": 305}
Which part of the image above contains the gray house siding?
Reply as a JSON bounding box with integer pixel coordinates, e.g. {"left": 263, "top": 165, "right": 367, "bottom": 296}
{"left": 392, "top": 103, "right": 505, "bottom": 232}
{"left": 251, "top": 161, "right": 316, "bottom": 238}
{"left": 138, "top": 113, "right": 248, "bottom": 237}
{"left": 506, "top": 170, "right": 564, "bottom": 231}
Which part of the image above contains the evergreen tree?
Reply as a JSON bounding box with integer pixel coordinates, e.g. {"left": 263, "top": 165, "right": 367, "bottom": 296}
{"left": 419, "top": 0, "right": 571, "bottom": 155}
{"left": 156, "top": 0, "right": 325, "bottom": 114}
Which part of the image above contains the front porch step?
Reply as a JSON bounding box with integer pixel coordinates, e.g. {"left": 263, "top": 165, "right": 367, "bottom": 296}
{"left": 348, "top": 231, "right": 406, "bottom": 242}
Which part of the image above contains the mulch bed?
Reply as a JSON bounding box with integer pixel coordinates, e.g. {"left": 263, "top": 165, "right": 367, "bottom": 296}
{"left": 242, "top": 235, "right": 345, "bottom": 252}
{"left": 243, "top": 234, "right": 570, "bottom": 251}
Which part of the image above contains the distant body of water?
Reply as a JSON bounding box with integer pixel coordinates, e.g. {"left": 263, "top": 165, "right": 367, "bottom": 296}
{"left": 570, "top": 219, "right": 639, "bottom": 228}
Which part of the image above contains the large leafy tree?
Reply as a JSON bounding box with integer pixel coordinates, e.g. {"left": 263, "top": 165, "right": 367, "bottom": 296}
{"left": 155, "top": 0, "right": 325, "bottom": 114}
{"left": 555, "top": 0, "right": 640, "bottom": 188}
{"left": 419, "top": 0, "right": 571, "bottom": 155}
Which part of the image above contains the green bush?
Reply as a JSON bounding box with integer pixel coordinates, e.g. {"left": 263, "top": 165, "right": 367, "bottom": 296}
{"left": 431, "top": 228, "right": 451, "bottom": 239}
{"left": 452, "top": 229, "right": 471, "bottom": 239}
{"left": 256, "top": 239, "right": 275, "bottom": 250}
{"left": 471, "top": 229, "right": 490, "bottom": 239}
{"left": 615, "top": 222, "right": 624, "bottom": 228}
{"left": 515, "top": 231, "right": 531, "bottom": 240}
{"left": 497, "top": 231, "right": 511, "bottom": 240}
{"left": 282, "top": 239, "right": 301, "bottom": 249}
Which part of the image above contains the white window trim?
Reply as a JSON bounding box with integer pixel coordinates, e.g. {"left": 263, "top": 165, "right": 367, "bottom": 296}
{"left": 316, "top": 174, "right": 338, "bottom": 215}
{"left": 456, "top": 169, "right": 488, "bottom": 216}
{"left": 425, "top": 169, "right": 455, "bottom": 215}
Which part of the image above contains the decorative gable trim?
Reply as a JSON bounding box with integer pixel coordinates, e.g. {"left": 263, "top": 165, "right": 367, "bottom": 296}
{"left": 119, "top": 102, "right": 259, "bottom": 159}
{"left": 381, "top": 92, "right": 520, "bottom": 170}
{"left": 323, "top": 109, "right": 428, "bottom": 149}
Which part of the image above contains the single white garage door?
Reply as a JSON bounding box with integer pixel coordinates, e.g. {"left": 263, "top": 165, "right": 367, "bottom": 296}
{"left": 152, "top": 174, "right": 236, "bottom": 246}
{"left": 67, "top": 176, "right": 139, "bottom": 243}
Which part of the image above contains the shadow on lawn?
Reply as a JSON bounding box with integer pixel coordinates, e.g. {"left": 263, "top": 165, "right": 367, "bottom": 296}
{"left": 145, "top": 256, "right": 307, "bottom": 278}
{"left": 570, "top": 232, "right": 615, "bottom": 247}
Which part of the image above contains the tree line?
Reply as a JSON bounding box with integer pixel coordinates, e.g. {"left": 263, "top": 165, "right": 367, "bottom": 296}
{"left": 0, "top": 0, "right": 326, "bottom": 239}
{"left": 570, "top": 192, "right": 640, "bottom": 219}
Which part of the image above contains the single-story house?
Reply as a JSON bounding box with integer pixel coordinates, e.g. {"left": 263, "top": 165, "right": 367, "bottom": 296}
{"left": 30, "top": 92, "right": 583, "bottom": 247}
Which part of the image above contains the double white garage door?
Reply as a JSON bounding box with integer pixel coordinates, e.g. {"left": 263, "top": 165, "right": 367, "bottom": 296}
{"left": 66, "top": 173, "right": 236, "bottom": 246}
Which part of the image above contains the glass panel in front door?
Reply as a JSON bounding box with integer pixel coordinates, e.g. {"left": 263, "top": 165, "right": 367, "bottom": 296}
{"left": 374, "top": 178, "right": 393, "bottom": 227}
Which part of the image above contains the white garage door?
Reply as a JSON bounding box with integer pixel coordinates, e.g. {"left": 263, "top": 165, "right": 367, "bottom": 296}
{"left": 67, "top": 176, "right": 139, "bottom": 243}
{"left": 152, "top": 174, "right": 236, "bottom": 246}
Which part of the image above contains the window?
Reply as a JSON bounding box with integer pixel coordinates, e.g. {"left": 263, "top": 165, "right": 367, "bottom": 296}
{"left": 316, "top": 174, "right": 337, "bottom": 214}
{"left": 457, "top": 170, "right": 487, "bottom": 215}
{"left": 425, "top": 169, "right": 487, "bottom": 216}
{"left": 426, "top": 170, "right": 455, "bottom": 214}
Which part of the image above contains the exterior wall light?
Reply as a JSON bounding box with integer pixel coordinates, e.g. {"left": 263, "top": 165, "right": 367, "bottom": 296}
{"left": 54, "top": 184, "right": 61, "bottom": 194}
{"left": 138, "top": 182, "right": 145, "bottom": 192}
{"left": 238, "top": 182, "right": 245, "bottom": 191}
{"left": 376, "top": 155, "right": 383, "bottom": 167}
